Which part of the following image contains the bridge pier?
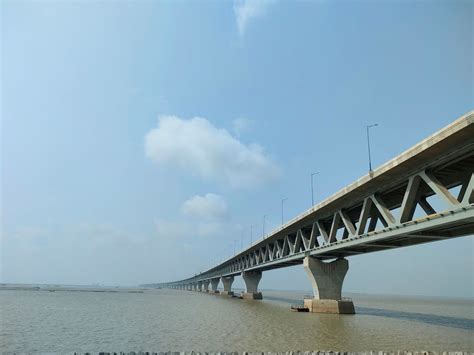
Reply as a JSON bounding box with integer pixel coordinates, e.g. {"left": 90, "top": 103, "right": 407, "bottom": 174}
{"left": 210, "top": 278, "right": 220, "bottom": 293}
{"left": 241, "top": 271, "right": 263, "bottom": 299}
{"left": 303, "top": 256, "right": 355, "bottom": 314}
{"left": 220, "top": 276, "right": 234, "bottom": 296}
{"left": 197, "top": 281, "right": 203, "bottom": 292}
{"left": 203, "top": 280, "right": 210, "bottom": 292}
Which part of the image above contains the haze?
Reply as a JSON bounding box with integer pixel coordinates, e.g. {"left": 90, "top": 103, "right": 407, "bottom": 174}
{"left": 1, "top": 0, "right": 473, "bottom": 298}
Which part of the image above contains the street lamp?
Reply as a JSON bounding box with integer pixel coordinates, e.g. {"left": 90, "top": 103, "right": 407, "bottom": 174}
{"left": 281, "top": 197, "right": 288, "bottom": 226}
{"left": 250, "top": 224, "right": 257, "bottom": 244}
{"left": 366, "top": 123, "right": 378, "bottom": 172}
{"left": 311, "top": 172, "right": 319, "bottom": 206}
{"left": 263, "top": 214, "right": 268, "bottom": 238}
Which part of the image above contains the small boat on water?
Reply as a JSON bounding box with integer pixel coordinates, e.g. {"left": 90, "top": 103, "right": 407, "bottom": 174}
{"left": 290, "top": 305, "right": 309, "bottom": 312}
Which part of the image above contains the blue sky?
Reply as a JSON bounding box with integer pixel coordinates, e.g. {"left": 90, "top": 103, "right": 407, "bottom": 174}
{"left": 1, "top": 0, "right": 473, "bottom": 297}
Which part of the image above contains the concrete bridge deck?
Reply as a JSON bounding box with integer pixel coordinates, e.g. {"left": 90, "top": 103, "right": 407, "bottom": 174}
{"left": 145, "top": 110, "right": 474, "bottom": 314}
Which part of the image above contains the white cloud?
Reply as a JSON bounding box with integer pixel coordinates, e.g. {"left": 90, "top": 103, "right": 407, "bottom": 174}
{"left": 181, "top": 193, "right": 229, "bottom": 221}
{"left": 233, "top": 0, "right": 274, "bottom": 37}
{"left": 145, "top": 115, "right": 279, "bottom": 188}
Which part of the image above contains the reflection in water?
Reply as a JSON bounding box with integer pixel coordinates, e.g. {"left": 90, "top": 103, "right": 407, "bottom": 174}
{"left": 356, "top": 307, "right": 474, "bottom": 331}
{"left": 263, "top": 295, "right": 474, "bottom": 330}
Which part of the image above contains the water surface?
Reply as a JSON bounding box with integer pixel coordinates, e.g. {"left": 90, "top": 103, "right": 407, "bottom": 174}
{"left": 1, "top": 287, "right": 472, "bottom": 352}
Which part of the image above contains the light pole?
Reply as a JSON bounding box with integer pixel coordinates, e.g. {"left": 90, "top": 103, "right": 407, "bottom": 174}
{"left": 366, "top": 123, "right": 378, "bottom": 172}
{"left": 240, "top": 229, "right": 244, "bottom": 250}
{"left": 263, "top": 214, "right": 268, "bottom": 238}
{"left": 250, "top": 224, "right": 257, "bottom": 244}
{"left": 311, "top": 172, "right": 319, "bottom": 206}
{"left": 281, "top": 198, "right": 288, "bottom": 226}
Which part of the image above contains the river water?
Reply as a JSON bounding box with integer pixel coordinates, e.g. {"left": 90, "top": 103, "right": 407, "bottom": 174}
{"left": 1, "top": 287, "right": 473, "bottom": 352}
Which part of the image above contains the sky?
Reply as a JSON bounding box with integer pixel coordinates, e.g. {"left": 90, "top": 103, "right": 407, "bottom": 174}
{"left": 1, "top": 0, "right": 473, "bottom": 297}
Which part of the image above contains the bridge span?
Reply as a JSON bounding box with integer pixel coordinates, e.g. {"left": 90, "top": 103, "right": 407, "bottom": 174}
{"left": 145, "top": 111, "right": 474, "bottom": 314}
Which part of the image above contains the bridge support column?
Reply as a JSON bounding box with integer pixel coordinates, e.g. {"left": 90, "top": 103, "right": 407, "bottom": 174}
{"left": 210, "top": 278, "right": 220, "bottom": 293}
{"left": 241, "top": 271, "right": 263, "bottom": 299}
{"left": 197, "top": 281, "right": 203, "bottom": 292}
{"left": 303, "top": 256, "right": 355, "bottom": 314}
{"left": 203, "top": 280, "right": 210, "bottom": 292}
{"left": 220, "top": 276, "right": 234, "bottom": 296}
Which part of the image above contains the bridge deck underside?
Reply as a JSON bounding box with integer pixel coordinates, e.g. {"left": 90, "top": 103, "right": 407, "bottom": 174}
{"left": 253, "top": 223, "right": 474, "bottom": 272}
{"left": 226, "top": 205, "right": 474, "bottom": 275}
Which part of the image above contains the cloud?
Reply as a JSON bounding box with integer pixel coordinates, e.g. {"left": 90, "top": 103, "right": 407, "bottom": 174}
{"left": 145, "top": 115, "right": 279, "bottom": 188}
{"left": 233, "top": 0, "right": 274, "bottom": 36}
{"left": 181, "top": 193, "right": 229, "bottom": 221}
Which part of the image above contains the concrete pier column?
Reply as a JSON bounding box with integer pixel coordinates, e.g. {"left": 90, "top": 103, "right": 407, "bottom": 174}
{"left": 203, "top": 280, "right": 210, "bottom": 292}
{"left": 241, "top": 271, "right": 263, "bottom": 299}
{"left": 220, "top": 276, "right": 234, "bottom": 296}
{"left": 210, "top": 278, "right": 220, "bottom": 293}
{"left": 197, "top": 281, "right": 203, "bottom": 292}
{"left": 303, "top": 256, "right": 355, "bottom": 314}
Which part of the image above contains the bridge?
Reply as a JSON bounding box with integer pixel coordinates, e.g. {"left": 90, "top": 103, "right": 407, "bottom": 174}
{"left": 145, "top": 111, "right": 474, "bottom": 314}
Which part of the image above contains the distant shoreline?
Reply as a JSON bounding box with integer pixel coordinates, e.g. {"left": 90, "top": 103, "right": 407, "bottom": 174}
{"left": 0, "top": 284, "right": 145, "bottom": 293}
